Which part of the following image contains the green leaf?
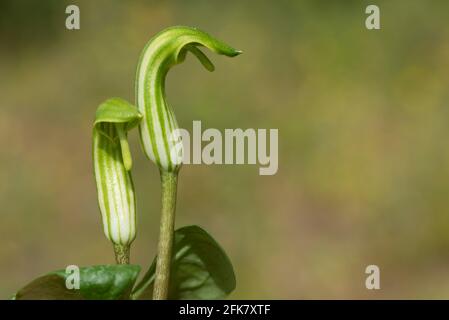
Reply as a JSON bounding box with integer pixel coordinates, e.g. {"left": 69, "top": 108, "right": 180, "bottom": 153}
{"left": 132, "top": 225, "right": 236, "bottom": 300}
{"left": 14, "top": 264, "right": 140, "bottom": 300}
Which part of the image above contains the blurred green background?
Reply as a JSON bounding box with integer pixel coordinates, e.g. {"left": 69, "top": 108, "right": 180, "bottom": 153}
{"left": 1, "top": 0, "right": 449, "bottom": 299}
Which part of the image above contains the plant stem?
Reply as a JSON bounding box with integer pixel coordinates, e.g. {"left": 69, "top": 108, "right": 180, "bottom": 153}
{"left": 153, "top": 170, "right": 178, "bottom": 300}
{"left": 113, "top": 244, "right": 130, "bottom": 264}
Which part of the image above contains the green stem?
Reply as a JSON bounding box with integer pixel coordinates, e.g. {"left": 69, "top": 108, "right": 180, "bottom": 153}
{"left": 113, "top": 244, "right": 130, "bottom": 264}
{"left": 153, "top": 171, "right": 178, "bottom": 300}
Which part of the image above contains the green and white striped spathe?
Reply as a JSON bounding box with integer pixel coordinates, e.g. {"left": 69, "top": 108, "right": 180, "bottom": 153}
{"left": 93, "top": 98, "right": 142, "bottom": 246}
{"left": 136, "top": 26, "right": 241, "bottom": 172}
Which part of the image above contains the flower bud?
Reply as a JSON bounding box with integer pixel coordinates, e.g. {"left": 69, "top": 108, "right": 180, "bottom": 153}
{"left": 136, "top": 26, "right": 241, "bottom": 172}
{"left": 93, "top": 98, "right": 142, "bottom": 246}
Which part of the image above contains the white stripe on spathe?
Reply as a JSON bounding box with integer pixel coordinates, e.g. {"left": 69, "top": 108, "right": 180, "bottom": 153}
{"left": 135, "top": 26, "right": 241, "bottom": 172}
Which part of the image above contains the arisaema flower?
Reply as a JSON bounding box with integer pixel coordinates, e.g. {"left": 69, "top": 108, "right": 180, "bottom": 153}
{"left": 136, "top": 26, "right": 241, "bottom": 172}
{"left": 93, "top": 97, "right": 142, "bottom": 263}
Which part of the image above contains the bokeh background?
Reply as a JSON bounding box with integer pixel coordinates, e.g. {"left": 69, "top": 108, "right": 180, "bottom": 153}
{"left": 1, "top": 0, "right": 449, "bottom": 299}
